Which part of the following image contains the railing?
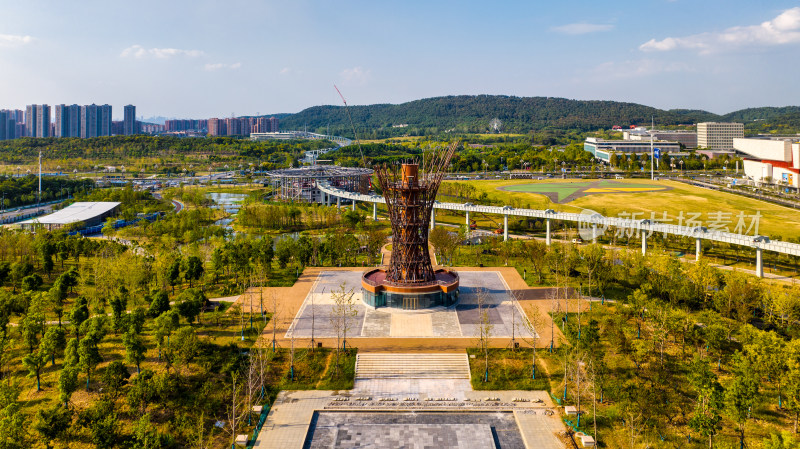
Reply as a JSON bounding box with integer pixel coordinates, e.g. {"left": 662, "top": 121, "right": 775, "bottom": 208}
{"left": 317, "top": 182, "right": 800, "bottom": 257}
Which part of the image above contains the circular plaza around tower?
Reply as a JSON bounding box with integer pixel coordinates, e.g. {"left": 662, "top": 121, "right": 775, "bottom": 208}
{"left": 361, "top": 268, "right": 460, "bottom": 309}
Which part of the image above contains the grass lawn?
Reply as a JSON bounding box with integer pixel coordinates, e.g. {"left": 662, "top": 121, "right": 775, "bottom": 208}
{"left": 266, "top": 348, "right": 357, "bottom": 392}
{"left": 467, "top": 348, "right": 550, "bottom": 391}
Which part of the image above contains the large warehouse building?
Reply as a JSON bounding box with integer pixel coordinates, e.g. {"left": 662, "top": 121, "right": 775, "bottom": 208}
{"left": 734, "top": 137, "right": 800, "bottom": 190}
{"left": 18, "top": 202, "right": 121, "bottom": 231}
{"left": 584, "top": 137, "right": 681, "bottom": 162}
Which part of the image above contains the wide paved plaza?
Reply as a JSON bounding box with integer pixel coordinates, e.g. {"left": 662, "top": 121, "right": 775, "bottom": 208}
{"left": 285, "top": 271, "right": 536, "bottom": 340}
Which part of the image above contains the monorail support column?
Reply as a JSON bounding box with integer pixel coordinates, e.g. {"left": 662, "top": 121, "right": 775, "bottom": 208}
{"left": 430, "top": 209, "right": 436, "bottom": 230}
{"left": 336, "top": 196, "right": 341, "bottom": 209}
{"left": 756, "top": 247, "right": 764, "bottom": 278}
{"left": 641, "top": 231, "right": 647, "bottom": 255}
{"left": 503, "top": 214, "right": 509, "bottom": 241}
{"left": 352, "top": 200, "right": 356, "bottom": 211}
{"left": 546, "top": 218, "right": 551, "bottom": 246}
{"left": 696, "top": 238, "right": 702, "bottom": 262}
{"left": 373, "top": 202, "right": 377, "bottom": 221}
{"left": 465, "top": 210, "right": 471, "bottom": 237}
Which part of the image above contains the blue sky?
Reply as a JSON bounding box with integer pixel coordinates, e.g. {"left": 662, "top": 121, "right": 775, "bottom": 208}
{"left": 2, "top": 0, "right": 800, "bottom": 119}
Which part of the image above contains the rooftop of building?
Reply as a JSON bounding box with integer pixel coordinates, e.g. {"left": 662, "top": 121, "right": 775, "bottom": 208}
{"left": 18, "top": 202, "right": 120, "bottom": 225}
{"left": 266, "top": 165, "right": 373, "bottom": 178}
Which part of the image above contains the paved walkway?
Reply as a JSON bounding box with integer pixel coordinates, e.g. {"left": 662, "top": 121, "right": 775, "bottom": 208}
{"left": 254, "top": 352, "right": 566, "bottom": 449}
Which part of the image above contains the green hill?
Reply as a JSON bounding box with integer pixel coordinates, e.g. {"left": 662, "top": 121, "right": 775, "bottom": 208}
{"left": 277, "top": 95, "right": 721, "bottom": 137}
{"left": 274, "top": 95, "right": 800, "bottom": 138}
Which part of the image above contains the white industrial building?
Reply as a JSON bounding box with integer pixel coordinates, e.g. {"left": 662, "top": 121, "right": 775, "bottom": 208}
{"left": 734, "top": 137, "right": 800, "bottom": 190}
{"left": 17, "top": 202, "right": 121, "bottom": 231}
{"left": 584, "top": 137, "right": 681, "bottom": 162}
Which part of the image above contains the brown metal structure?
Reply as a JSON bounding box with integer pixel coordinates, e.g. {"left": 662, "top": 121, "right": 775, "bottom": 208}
{"left": 375, "top": 142, "right": 458, "bottom": 284}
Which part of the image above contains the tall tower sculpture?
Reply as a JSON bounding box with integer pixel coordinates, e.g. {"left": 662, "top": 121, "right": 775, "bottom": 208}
{"left": 362, "top": 142, "right": 460, "bottom": 310}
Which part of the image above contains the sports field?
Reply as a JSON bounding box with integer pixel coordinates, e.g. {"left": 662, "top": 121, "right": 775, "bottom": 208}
{"left": 500, "top": 179, "right": 671, "bottom": 203}
{"left": 441, "top": 178, "right": 800, "bottom": 240}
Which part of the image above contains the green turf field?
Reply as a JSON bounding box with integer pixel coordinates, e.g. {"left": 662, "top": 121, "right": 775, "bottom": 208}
{"left": 501, "top": 180, "right": 668, "bottom": 202}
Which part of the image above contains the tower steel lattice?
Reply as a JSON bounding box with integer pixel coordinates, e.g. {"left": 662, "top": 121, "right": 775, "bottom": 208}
{"left": 375, "top": 142, "right": 458, "bottom": 284}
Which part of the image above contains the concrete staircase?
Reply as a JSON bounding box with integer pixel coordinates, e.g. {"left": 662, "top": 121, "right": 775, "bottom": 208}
{"left": 355, "top": 353, "right": 470, "bottom": 380}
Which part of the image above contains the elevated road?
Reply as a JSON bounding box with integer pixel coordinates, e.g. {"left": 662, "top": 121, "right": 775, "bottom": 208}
{"left": 316, "top": 182, "right": 800, "bottom": 278}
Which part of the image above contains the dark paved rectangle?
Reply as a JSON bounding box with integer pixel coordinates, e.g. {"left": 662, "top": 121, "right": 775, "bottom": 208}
{"left": 303, "top": 411, "right": 525, "bottom": 449}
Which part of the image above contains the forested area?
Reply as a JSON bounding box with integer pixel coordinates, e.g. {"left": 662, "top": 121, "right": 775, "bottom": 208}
{"left": 0, "top": 200, "right": 371, "bottom": 446}
{"left": 0, "top": 136, "right": 333, "bottom": 170}
{"left": 0, "top": 176, "right": 94, "bottom": 209}
{"left": 331, "top": 139, "right": 736, "bottom": 173}
{"left": 277, "top": 95, "right": 800, "bottom": 138}
{"left": 430, "top": 233, "right": 800, "bottom": 447}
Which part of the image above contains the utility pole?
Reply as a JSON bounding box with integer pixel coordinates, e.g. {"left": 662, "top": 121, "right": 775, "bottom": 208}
{"left": 38, "top": 151, "right": 42, "bottom": 205}
{"left": 650, "top": 116, "right": 654, "bottom": 181}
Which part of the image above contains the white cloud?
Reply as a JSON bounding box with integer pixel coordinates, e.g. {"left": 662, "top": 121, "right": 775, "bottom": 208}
{"left": 340, "top": 66, "right": 370, "bottom": 85}
{"left": 641, "top": 7, "right": 800, "bottom": 53}
{"left": 204, "top": 62, "right": 242, "bottom": 71}
{"left": 120, "top": 44, "right": 205, "bottom": 59}
{"left": 551, "top": 23, "right": 614, "bottom": 35}
{"left": 279, "top": 67, "right": 291, "bottom": 75}
{"left": 0, "top": 34, "right": 33, "bottom": 47}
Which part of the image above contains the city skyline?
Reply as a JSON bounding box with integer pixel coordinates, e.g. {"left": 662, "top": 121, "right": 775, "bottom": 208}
{"left": 2, "top": 1, "right": 800, "bottom": 118}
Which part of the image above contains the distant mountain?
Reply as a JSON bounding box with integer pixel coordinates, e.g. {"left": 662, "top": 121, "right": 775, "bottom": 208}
{"left": 275, "top": 95, "right": 800, "bottom": 137}
{"left": 277, "top": 95, "right": 721, "bottom": 136}
{"left": 721, "top": 106, "right": 800, "bottom": 122}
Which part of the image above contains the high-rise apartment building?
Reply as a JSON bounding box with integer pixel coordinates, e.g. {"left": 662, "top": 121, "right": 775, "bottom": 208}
{"left": 80, "top": 104, "right": 112, "bottom": 138}
{"left": 0, "top": 110, "right": 13, "bottom": 140}
{"left": 37, "top": 105, "right": 51, "bottom": 137}
{"left": 124, "top": 105, "right": 136, "bottom": 135}
{"left": 25, "top": 104, "right": 51, "bottom": 137}
{"left": 80, "top": 104, "right": 98, "bottom": 138}
{"left": 208, "top": 118, "right": 226, "bottom": 136}
{"left": 697, "top": 122, "right": 744, "bottom": 151}
{"left": 54, "top": 104, "right": 81, "bottom": 137}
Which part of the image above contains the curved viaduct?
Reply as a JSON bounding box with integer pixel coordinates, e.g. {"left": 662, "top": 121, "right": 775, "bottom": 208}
{"left": 316, "top": 182, "right": 800, "bottom": 278}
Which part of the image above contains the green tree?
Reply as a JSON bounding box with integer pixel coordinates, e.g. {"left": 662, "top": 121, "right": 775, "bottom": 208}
{"left": 784, "top": 340, "right": 800, "bottom": 435}
{"left": 109, "top": 286, "right": 129, "bottom": 334}
{"left": 79, "top": 399, "right": 119, "bottom": 449}
{"left": 102, "top": 360, "right": 131, "bottom": 400}
{"left": 22, "top": 348, "right": 48, "bottom": 391}
{"left": 127, "top": 370, "right": 156, "bottom": 415}
{"left": 9, "top": 261, "right": 33, "bottom": 292}
{"left": 148, "top": 290, "right": 171, "bottom": 318}
{"left": 123, "top": 325, "right": 147, "bottom": 374}
{"left": 176, "top": 288, "right": 205, "bottom": 325}
{"left": 172, "top": 326, "right": 198, "bottom": 375}
{"left": 33, "top": 403, "right": 72, "bottom": 444}
{"left": 48, "top": 280, "right": 69, "bottom": 326}
{"left": 40, "top": 325, "right": 67, "bottom": 366}
{"left": 20, "top": 305, "right": 46, "bottom": 354}
{"left": 58, "top": 366, "right": 79, "bottom": 406}
{"left": 154, "top": 310, "right": 178, "bottom": 361}
{"left": 165, "top": 257, "right": 181, "bottom": 294}
{"left": 78, "top": 332, "right": 103, "bottom": 390}
{"left": 21, "top": 273, "right": 43, "bottom": 291}
{"left": 68, "top": 296, "right": 89, "bottom": 339}
{"left": 0, "top": 383, "right": 31, "bottom": 448}
{"left": 688, "top": 357, "right": 724, "bottom": 448}
{"left": 726, "top": 353, "right": 760, "bottom": 449}
{"left": 184, "top": 255, "right": 204, "bottom": 288}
